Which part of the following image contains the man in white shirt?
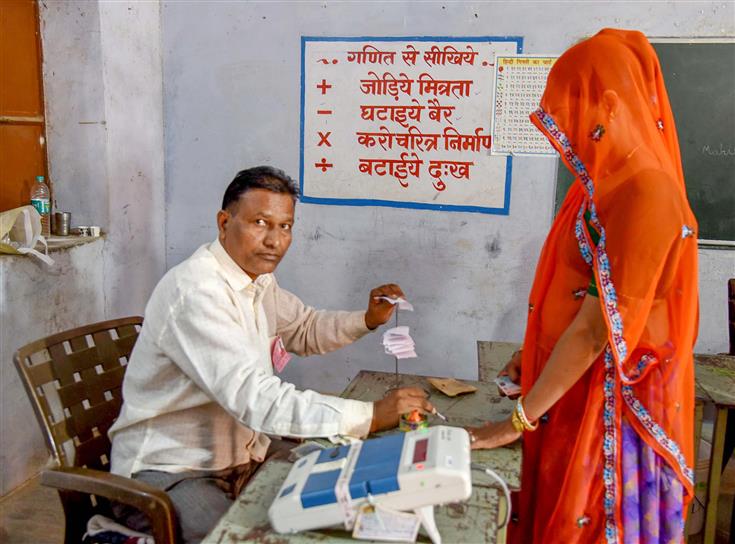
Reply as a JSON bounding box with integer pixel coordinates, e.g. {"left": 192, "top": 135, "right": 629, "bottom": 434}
{"left": 109, "top": 166, "right": 432, "bottom": 542}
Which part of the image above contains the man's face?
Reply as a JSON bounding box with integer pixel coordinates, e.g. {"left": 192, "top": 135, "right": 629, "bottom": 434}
{"left": 217, "top": 188, "right": 295, "bottom": 280}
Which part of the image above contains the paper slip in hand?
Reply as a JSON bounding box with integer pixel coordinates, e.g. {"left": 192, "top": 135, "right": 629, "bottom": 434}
{"left": 375, "top": 296, "right": 414, "bottom": 312}
{"left": 382, "top": 326, "right": 417, "bottom": 359}
{"left": 427, "top": 377, "right": 478, "bottom": 397}
{"left": 494, "top": 375, "right": 522, "bottom": 396}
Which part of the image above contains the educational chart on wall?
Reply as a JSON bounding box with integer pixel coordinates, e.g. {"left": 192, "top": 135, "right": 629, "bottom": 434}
{"left": 491, "top": 56, "right": 557, "bottom": 156}
{"left": 301, "top": 37, "right": 522, "bottom": 215}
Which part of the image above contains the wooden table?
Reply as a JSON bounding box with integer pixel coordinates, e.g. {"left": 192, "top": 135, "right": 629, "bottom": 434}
{"left": 692, "top": 353, "right": 735, "bottom": 543}
{"left": 478, "top": 342, "right": 735, "bottom": 543}
{"left": 203, "top": 368, "right": 521, "bottom": 544}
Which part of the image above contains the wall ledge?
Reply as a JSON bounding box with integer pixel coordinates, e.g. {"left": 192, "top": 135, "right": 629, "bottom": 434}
{"left": 0, "top": 235, "right": 104, "bottom": 261}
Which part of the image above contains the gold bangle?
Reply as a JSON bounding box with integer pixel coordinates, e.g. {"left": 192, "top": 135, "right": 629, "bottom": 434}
{"left": 515, "top": 396, "right": 538, "bottom": 431}
{"left": 510, "top": 410, "right": 525, "bottom": 433}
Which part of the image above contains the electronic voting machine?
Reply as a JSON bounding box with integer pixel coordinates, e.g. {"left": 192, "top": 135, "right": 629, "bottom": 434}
{"left": 268, "top": 426, "right": 471, "bottom": 543}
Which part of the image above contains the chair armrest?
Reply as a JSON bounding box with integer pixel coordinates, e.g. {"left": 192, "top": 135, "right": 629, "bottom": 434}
{"left": 41, "top": 467, "right": 177, "bottom": 544}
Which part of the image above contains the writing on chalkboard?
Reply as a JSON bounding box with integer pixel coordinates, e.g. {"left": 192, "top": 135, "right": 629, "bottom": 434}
{"left": 701, "top": 144, "right": 735, "bottom": 157}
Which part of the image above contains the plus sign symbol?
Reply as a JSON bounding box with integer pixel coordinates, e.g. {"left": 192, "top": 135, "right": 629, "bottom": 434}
{"left": 316, "top": 79, "right": 332, "bottom": 95}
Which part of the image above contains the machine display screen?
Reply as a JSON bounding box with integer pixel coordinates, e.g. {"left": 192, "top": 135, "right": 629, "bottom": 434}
{"left": 412, "top": 438, "right": 428, "bottom": 464}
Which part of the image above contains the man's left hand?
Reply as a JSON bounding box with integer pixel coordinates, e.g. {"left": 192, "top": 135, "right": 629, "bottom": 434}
{"left": 365, "top": 284, "right": 405, "bottom": 330}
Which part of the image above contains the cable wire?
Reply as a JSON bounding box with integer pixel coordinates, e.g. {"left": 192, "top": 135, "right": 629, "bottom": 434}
{"left": 471, "top": 463, "right": 512, "bottom": 528}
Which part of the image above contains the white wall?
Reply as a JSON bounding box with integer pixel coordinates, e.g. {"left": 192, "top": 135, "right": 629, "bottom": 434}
{"left": 42, "top": 0, "right": 108, "bottom": 228}
{"left": 697, "top": 249, "right": 735, "bottom": 353}
{"left": 0, "top": 0, "right": 166, "bottom": 496}
{"left": 162, "top": 1, "right": 735, "bottom": 394}
{"left": 0, "top": 242, "right": 106, "bottom": 496}
{"left": 42, "top": 0, "right": 166, "bottom": 317}
{"left": 97, "top": 1, "right": 167, "bottom": 316}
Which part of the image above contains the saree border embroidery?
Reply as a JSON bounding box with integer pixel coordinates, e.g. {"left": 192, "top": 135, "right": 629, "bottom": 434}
{"left": 621, "top": 385, "right": 695, "bottom": 485}
{"left": 531, "top": 108, "right": 628, "bottom": 358}
{"left": 602, "top": 348, "right": 620, "bottom": 544}
{"left": 575, "top": 203, "right": 594, "bottom": 266}
{"left": 629, "top": 352, "right": 656, "bottom": 381}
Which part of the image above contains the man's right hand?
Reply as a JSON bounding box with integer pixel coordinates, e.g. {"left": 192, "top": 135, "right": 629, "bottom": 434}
{"left": 370, "top": 387, "right": 434, "bottom": 433}
{"left": 497, "top": 349, "right": 522, "bottom": 399}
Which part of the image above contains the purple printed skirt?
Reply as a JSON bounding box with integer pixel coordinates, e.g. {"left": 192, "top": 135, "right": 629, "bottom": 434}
{"left": 622, "top": 419, "right": 685, "bottom": 543}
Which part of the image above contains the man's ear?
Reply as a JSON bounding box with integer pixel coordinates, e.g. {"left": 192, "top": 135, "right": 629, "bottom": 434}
{"left": 216, "top": 209, "right": 229, "bottom": 240}
{"left": 602, "top": 89, "right": 619, "bottom": 120}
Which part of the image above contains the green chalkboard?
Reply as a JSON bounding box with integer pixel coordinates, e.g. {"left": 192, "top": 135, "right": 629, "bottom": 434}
{"left": 554, "top": 40, "right": 735, "bottom": 243}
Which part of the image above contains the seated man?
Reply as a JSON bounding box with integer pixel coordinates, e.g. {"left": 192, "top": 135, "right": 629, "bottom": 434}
{"left": 109, "top": 166, "right": 432, "bottom": 543}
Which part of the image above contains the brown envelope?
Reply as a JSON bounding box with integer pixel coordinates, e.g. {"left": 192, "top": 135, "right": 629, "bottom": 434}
{"left": 427, "top": 377, "right": 478, "bottom": 397}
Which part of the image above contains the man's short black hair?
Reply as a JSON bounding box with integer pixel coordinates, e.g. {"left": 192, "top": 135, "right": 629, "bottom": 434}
{"left": 221, "top": 166, "right": 299, "bottom": 211}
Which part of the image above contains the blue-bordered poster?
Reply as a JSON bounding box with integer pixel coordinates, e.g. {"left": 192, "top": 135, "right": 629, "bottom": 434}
{"left": 300, "top": 36, "right": 523, "bottom": 215}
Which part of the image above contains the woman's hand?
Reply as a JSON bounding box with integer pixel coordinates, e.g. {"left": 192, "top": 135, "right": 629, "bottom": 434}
{"left": 496, "top": 349, "right": 522, "bottom": 399}
{"left": 466, "top": 419, "right": 521, "bottom": 450}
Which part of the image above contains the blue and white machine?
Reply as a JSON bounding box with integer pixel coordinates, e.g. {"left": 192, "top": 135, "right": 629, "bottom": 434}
{"left": 268, "top": 426, "right": 472, "bottom": 543}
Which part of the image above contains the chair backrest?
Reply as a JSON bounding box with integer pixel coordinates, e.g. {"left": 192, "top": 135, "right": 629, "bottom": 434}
{"left": 14, "top": 317, "right": 143, "bottom": 471}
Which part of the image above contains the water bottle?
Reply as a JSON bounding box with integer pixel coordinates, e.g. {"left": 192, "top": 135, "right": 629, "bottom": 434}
{"left": 30, "top": 175, "right": 51, "bottom": 237}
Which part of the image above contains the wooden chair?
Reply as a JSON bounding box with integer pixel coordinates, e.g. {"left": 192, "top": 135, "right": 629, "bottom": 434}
{"left": 13, "top": 317, "right": 177, "bottom": 544}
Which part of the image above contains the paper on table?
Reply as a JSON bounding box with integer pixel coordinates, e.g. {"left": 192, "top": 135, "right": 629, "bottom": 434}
{"left": 427, "top": 377, "right": 478, "bottom": 397}
{"left": 352, "top": 504, "right": 420, "bottom": 542}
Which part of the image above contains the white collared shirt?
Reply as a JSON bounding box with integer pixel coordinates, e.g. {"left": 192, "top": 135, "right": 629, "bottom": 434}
{"left": 109, "top": 238, "right": 373, "bottom": 477}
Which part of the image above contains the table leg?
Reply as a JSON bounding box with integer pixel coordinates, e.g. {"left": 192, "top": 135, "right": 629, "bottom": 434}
{"left": 703, "top": 406, "right": 728, "bottom": 543}
{"left": 685, "top": 398, "right": 704, "bottom": 541}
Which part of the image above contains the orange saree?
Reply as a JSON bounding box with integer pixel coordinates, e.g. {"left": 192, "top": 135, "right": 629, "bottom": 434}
{"left": 513, "top": 29, "right": 699, "bottom": 543}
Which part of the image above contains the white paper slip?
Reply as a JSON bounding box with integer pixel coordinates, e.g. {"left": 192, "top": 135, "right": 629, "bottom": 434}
{"left": 383, "top": 337, "right": 415, "bottom": 349}
{"left": 352, "top": 504, "right": 420, "bottom": 542}
{"left": 384, "top": 325, "right": 410, "bottom": 337}
{"left": 384, "top": 345, "right": 417, "bottom": 356}
{"left": 382, "top": 326, "right": 418, "bottom": 359}
{"left": 384, "top": 347, "right": 417, "bottom": 359}
{"left": 494, "top": 375, "right": 522, "bottom": 396}
{"left": 394, "top": 350, "right": 418, "bottom": 360}
{"left": 384, "top": 344, "right": 415, "bottom": 353}
{"left": 375, "top": 296, "right": 414, "bottom": 311}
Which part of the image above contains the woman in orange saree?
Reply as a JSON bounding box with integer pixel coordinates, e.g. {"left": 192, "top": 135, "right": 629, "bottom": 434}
{"left": 468, "top": 29, "right": 699, "bottom": 543}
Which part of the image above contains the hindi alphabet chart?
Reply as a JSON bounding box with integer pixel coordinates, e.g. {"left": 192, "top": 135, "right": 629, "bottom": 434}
{"left": 300, "top": 37, "right": 522, "bottom": 215}
{"left": 491, "top": 56, "right": 558, "bottom": 156}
